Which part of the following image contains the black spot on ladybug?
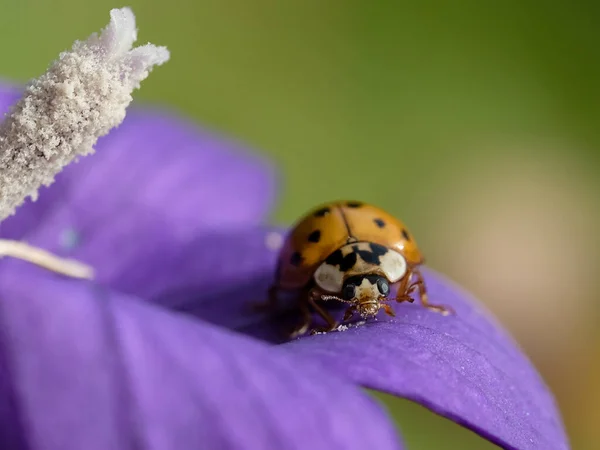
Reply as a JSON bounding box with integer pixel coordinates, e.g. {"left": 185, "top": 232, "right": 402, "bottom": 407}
{"left": 339, "top": 252, "right": 358, "bottom": 271}
{"left": 326, "top": 249, "right": 358, "bottom": 271}
{"left": 346, "top": 274, "right": 381, "bottom": 286}
{"left": 356, "top": 243, "right": 389, "bottom": 265}
{"left": 374, "top": 218, "right": 385, "bottom": 228}
{"left": 289, "top": 251, "right": 303, "bottom": 266}
{"left": 314, "top": 207, "right": 330, "bottom": 217}
{"left": 370, "top": 243, "right": 388, "bottom": 256}
{"left": 402, "top": 229, "right": 411, "bottom": 240}
{"left": 357, "top": 249, "right": 378, "bottom": 265}
{"left": 325, "top": 249, "right": 343, "bottom": 266}
{"left": 308, "top": 230, "right": 321, "bottom": 243}
{"left": 346, "top": 201, "right": 363, "bottom": 208}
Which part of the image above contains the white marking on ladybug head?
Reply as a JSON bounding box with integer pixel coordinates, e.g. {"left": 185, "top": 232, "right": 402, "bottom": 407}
{"left": 379, "top": 250, "right": 407, "bottom": 283}
{"left": 265, "top": 231, "right": 284, "bottom": 251}
{"left": 314, "top": 262, "right": 345, "bottom": 292}
{"left": 354, "top": 277, "right": 381, "bottom": 317}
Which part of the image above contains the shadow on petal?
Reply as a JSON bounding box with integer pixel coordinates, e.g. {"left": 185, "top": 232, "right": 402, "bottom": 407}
{"left": 155, "top": 275, "right": 286, "bottom": 342}
{"left": 108, "top": 227, "right": 282, "bottom": 313}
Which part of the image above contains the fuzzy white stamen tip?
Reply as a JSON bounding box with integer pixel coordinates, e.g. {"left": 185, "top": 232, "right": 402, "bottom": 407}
{"left": 99, "top": 8, "right": 138, "bottom": 57}
{"left": 0, "top": 7, "right": 169, "bottom": 221}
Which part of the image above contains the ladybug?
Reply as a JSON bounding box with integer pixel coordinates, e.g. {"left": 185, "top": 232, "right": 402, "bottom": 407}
{"left": 266, "top": 200, "right": 452, "bottom": 336}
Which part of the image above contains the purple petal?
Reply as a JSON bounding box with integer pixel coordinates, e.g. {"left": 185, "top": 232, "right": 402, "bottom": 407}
{"left": 0, "top": 81, "right": 277, "bottom": 266}
{"left": 0, "top": 261, "right": 403, "bottom": 450}
{"left": 132, "top": 227, "right": 568, "bottom": 450}
{"left": 104, "top": 228, "right": 281, "bottom": 327}
{"left": 99, "top": 227, "right": 303, "bottom": 343}
{"left": 280, "top": 269, "right": 569, "bottom": 450}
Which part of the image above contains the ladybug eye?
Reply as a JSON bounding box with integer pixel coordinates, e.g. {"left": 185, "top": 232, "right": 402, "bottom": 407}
{"left": 342, "top": 284, "right": 356, "bottom": 300}
{"left": 377, "top": 278, "right": 390, "bottom": 296}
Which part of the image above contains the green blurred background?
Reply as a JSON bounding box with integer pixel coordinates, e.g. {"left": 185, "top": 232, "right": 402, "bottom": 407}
{"left": 2, "top": 1, "right": 599, "bottom": 448}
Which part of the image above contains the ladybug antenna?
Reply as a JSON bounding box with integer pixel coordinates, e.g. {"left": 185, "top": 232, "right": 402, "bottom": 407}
{"left": 320, "top": 294, "right": 352, "bottom": 304}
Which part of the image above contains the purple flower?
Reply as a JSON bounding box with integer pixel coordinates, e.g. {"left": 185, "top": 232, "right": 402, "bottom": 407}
{"left": 0, "top": 81, "right": 569, "bottom": 450}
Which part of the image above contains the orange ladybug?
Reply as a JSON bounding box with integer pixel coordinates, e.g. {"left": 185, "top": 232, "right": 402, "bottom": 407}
{"left": 267, "top": 200, "right": 452, "bottom": 336}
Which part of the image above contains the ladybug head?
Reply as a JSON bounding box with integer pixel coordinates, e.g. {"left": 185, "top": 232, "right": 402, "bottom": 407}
{"left": 341, "top": 274, "right": 390, "bottom": 318}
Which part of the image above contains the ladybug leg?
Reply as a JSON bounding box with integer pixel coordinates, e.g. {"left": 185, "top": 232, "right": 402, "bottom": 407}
{"left": 289, "top": 297, "right": 312, "bottom": 338}
{"left": 395, "top": 293, "right": 415, "bottom": 303}
{"left": 395, "top": 270, "right": 415, "bottom": 304}
{"left": 308, "top": 295, "right": 339, "bottom": 335}
{"left": 342, "top": 305, "right": 357, "bottom": 322}
{"left": 410, "top": 268, "right": 454, "bottom": 315}
{"left": 381, "top": 303, "right": 396, "bottom": 317}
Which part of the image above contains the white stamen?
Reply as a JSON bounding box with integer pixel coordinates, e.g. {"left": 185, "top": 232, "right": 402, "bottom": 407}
{"left": 0, "top": 7, "right": 169, "bottom": 221}
{"left": 265, "top": 231, "right": 284, "bottom": 251}
{"left": 0, "top": 239, "right": 93, "bottom": 279}
{"left": 0, "top": 7, "right": 167, "bottom": 279}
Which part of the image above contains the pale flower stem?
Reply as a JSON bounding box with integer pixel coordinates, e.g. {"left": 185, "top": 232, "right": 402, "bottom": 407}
{"left": 0, "top": 240, "right": 94, "bottom": 279}
{"left": 0, "top": 7, "right": 169, "bottom": 278}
